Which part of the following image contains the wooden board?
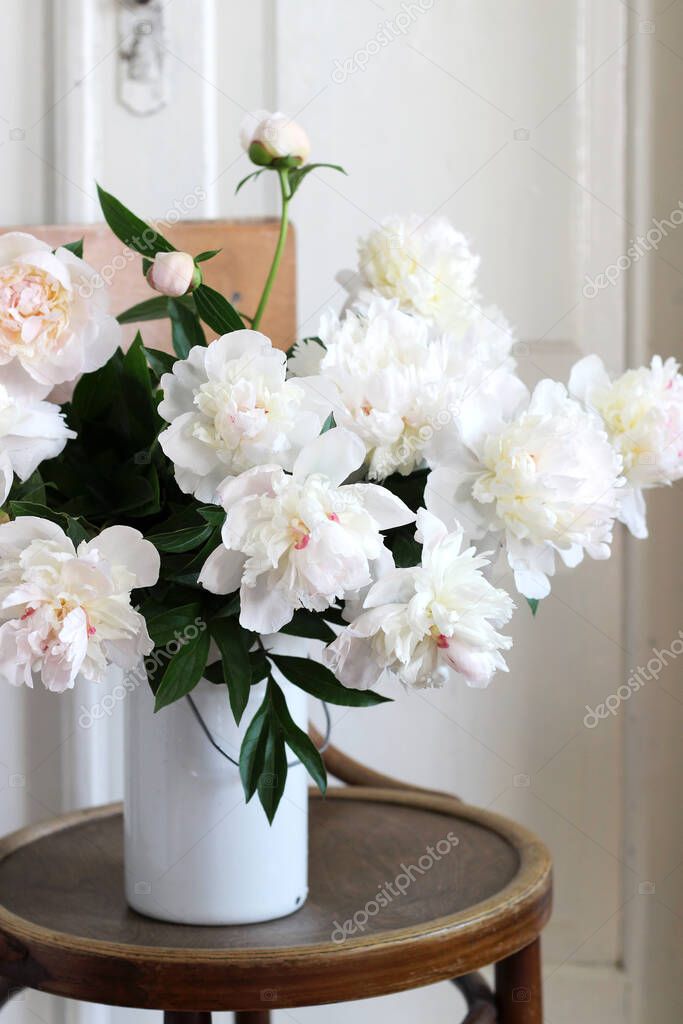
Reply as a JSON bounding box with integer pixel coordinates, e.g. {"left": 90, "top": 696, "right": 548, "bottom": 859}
{"left": 7, "top": 220, "right": 297, "bottom": 352}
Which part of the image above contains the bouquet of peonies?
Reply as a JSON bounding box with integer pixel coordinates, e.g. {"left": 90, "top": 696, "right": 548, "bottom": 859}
{"left": 1, "top": 110, "right": 681, "bottom": 820}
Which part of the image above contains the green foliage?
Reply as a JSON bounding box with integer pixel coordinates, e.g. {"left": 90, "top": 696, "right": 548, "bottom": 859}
{"left": 168, "top": 297, "right": 206, "bottom": 357}
{"left": 209, "top": 616, "right": 252, "bottom": 724}
{"left": 239, "top": 677, "right": 327, "bottom": 823}
{"left": 97, "top": 184, "right": 174, "bottom": 257}
{"left": 193, "top": 284, "right": 244, "bottom": 334}
{"left": 269, "top": 655, "right": 391, "bottom": 707}
{"left": 526, "top": 597, "right": 540, "bottom": 616}
{"left": 61, "top": 238, "right": 84, "bottom": 258}
{"left": 116, "top": 294, "right": 194, "bottom": 325}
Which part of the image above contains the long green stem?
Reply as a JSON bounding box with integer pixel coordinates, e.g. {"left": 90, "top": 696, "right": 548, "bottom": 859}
{"left": 252, "top": 168, "right": 291, "bottom": 331}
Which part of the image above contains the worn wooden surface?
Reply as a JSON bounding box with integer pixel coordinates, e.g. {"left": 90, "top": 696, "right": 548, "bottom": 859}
{"left": 0, "top": 789, "right": 551, "bottom": 1012}
{"left": 9, "top": 220, "right": 297, "bottom": 351}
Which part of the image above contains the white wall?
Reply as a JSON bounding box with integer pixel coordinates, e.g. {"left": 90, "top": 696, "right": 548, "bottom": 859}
{"left": 0, "top": 3, "right": 680, "bottom": 1023}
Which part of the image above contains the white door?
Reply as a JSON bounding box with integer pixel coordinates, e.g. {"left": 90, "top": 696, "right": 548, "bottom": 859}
{"left": 0, "top": 2, "right": 680, "bottom": 1022}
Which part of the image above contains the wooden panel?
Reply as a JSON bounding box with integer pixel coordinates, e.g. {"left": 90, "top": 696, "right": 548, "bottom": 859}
{"left": 7, "top": 220, "right": 297, "bottom": 352}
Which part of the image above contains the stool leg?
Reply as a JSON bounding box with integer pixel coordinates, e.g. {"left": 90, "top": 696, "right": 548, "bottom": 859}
{"left": 163, "top": 1014, "right": 212, "bottom": 1024}
{"left": 495, "top": 938, "right": 543, "bottom": 1024}
{"left": 234, "top": 1015, "right": 271, "bottom": 1024}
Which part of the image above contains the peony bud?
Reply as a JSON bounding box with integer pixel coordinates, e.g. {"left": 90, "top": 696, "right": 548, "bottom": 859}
{"left": 240, "top": 109, "right": 310, "bottom": 166}
{"left": 146, "top": 251, "right": 201, "bottom": 297}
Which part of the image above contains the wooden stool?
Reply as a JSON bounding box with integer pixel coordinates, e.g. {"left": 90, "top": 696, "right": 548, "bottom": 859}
{"left": 0, "top": 741, "right": 552, "bottom": 1023}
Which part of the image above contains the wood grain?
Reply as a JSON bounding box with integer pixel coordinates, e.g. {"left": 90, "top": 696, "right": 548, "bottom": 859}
{"left": 0, "top": 789, "right": 551, "bottom": 1011}
{"left": 8, "top": 220, "right": 297, "bottom": 351}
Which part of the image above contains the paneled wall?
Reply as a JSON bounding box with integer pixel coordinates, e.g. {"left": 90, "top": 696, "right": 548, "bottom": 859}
{"left": 0, "top": 3, "right": 679, "bottom": 1022}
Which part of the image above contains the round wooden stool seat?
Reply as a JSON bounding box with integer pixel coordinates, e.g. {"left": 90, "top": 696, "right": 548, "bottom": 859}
{"left": 0, "top": 788, "right": 551, "bottom": 1014}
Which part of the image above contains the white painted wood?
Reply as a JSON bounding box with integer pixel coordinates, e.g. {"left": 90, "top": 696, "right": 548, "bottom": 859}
{"left": 0, "top": 2, "right": 681, "bottom": 1021}
{"left": 622, "top": 2, "right": 683, "bottom": 1022}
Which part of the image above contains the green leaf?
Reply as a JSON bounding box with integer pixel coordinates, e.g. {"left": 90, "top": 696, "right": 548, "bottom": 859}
{"left": 149, "top": 524, "right": 214, "bottom": 553}
{"left": 9, "top": 500, "right": 64, "bottom": 526}
{"left": 71, "top": 353, "right": 123, "bottom": 422}
{"left": 210, "top": 616, "right": 252, "bottom": 725}
{"left": 279, "top": 609, "right": 336, "bottom": 643}
{"left": 258, "top": 715, "right": 288, "bottom": 824}
{"left": 146, "top": 603, "right": 203, "bottom": 647}
{"left": 239, "top": 698, "right": 270, "bottom": 801}
{"left": 269, "top": 655, "right": 391, "bottom": 707}
{"left": 122, "top": 332, "right": 160, "bottom": 447}
{"left": 9, "top": 470, "right": 46, "bottom": 505}
{"left": 145, "top": 347, "right": 176, "bottom": 378}
{"left": 270, "top": 680, "right": 327, "bottom": 794}
{"left": 202, "top": 660, "right": 224, "bottom": 685}
{"left": 117, "top": 294, "right": 194, "bottom": 325}
{"left": 392, "top": 535, "right": 422, "bottom": 568}
{"left": 249, "top": 648, "right": 269, "bottom": 684}
{"left": 382, "top": 468, "right": 429, "bottom": 514}
{"left": 320, "top": 412, "right": 336, "bottom": 434}
{"left": 97, "top": 184, "right": 175, "bottom": 258}
{"left": 153, "top": 627, "right": 210, "bottom": 711}
{"left": 236, "top": 168, "right": 267, "bottom": 194}
{"left": 197, "top": 505, "right": 226, "bottom": 527}
{"left": 168, "top": 297, "right": 206, "bottom": 358}
{"left": 64, "top": 516, "right": 90, "bottom": 547}
{"left": 526, "top": 597, "right": 540, "bottom": 616}
{"left": 61, "top": 238, "right": 84, "bottom": 259}
{"left": 193, "top": 284, "right": 244, "bottom": 334}
{"left": 288, "top": 162, "right": 347, "bottom": 197}
{"left": 195, "top": 249, "right": 222, "bottom": 263}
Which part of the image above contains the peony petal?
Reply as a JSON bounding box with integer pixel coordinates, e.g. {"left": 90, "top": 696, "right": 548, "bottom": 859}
{"left": 619, "top": 487, "right": 648, "bottom": 539}
{"left": 293, "top": 427, "right": 366, "bottom": 485}
{"left": 79, "top": 526, "right": 160, "bottom": 589}
{"left": 0, "top": 516, "right": 69, "bottom": 558}
{"left": 216, "top": 464, "right": 281, "bottom": 510}
{"left": 568, "top": 354, "right": 611, "bottom": 404}
{"left": 0, "top": 454, "right": 12, "bottom": 505}
{"left": 353, "top": 483, "right": 415, "bottom": 530}
{"left": 203, "top": 329, "right": 273, "bottom": 377}
{"left": 198, "top": 544, "right": 245, "bottom": 595}
{"left": 239, "top": 574, "right": 296, "bottom": 633}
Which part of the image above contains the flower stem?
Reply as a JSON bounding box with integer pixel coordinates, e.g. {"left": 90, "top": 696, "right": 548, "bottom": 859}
{"left": 251, "top": 168, "right": 291, "bottom": 332}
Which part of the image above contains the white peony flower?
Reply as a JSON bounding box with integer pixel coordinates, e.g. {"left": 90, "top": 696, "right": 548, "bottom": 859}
{"left": 569, "top": 354, "right": 683, "bottom": 538}
{"left": 198, "top": 428, "right": 416, "bottom": 634}
{"left": 352, "top": 215, "right": 482, "bottom": 335}
{"left": 240, "top": 109, "right": 310, "bottom": 165}
{"left": 0, "top": 365, "right": 75, "bottom": 505}
{"left": 158, "top": 330, "right": 332, "bottom": 503}
{"left": 0, "top": 232, "right": 121, "bottom": 390}
{"left": 425, "top": 380, "right": 625, "bottom": 600}
{"left": 300, "top": 297, "right": 526, "bottom": 481}
{"left": 0, "top": 518, "right": 160, "bottom": 692}
{"left": 324, "top": 509, "right": 514, "bottom": 690}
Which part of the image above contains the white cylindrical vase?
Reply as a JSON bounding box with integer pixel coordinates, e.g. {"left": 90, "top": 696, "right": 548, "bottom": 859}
{"left": 124, "top": 674, "right": 309, "bottom": 925}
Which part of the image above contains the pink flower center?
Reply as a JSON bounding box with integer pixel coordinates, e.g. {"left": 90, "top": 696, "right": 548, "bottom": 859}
{"left": 436, "top": 633, "right": 450, "bottom": 649}
{"left": 294, "top": 533, "right": 310, "bottom": 550}
{"left": 0, "top": 262, "right": 70, "bottom": 355}
{"left": 21, "top": 606, "right": 35, "bottom": 620}
{"left": 327, "top": 512, "right": 339, "bottom": 523}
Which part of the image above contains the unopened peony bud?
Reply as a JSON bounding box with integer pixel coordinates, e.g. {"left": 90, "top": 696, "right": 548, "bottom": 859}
{"left": 146, "top": 251, "right": 201, "bottom": 297}
{"left": 240, "top": 109, "right": 310, "bottom": 166}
